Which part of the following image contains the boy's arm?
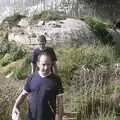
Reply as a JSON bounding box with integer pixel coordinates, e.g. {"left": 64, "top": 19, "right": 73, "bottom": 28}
{"left": 31, "top": 63, "right": 34, "bottom": 74}
{"left": 56, "top": 94, "right": 64, "bottom": 120}
{"left": 52, "top": 62, "right": 58, "bottom": 74}
{"left": 31, "top": 63, "right": 37, "bottom": 74}
{"left": 12, "top": 90, "right": 28, "bottom": 120}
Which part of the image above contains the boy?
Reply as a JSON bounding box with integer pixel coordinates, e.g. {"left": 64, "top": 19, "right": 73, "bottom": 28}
{"left": 12, "top": 52, "right": 64, "bottom": 120}
{"left": 31, "top": 35, "right": 57, "bottom": 74}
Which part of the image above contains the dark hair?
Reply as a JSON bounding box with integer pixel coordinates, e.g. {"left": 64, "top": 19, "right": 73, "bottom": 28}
{"left": 37, "top": 52, "right": 52, "bottom": 62}
{"left": 37, "top": 35, "right": 46, "bottom": 43}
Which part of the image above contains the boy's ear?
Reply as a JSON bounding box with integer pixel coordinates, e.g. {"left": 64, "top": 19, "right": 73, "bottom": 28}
{"left": 37, "top": 62, "right": 40, "bottom": 68}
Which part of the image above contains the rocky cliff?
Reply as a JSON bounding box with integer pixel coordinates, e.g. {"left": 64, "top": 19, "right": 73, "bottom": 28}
{"left": 8, "top": 18, "right": 99, "bottom": 48}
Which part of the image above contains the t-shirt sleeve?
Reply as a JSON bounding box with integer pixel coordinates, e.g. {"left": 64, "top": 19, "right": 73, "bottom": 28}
{"left": 31, "top": 48, "right": 37, "bottom": 64}
{"left": 49, "top": 48, "right": 57, "bottom": 62}
{"left": 24, "top": 75, "right": 32, "bottom": 93}
{"left": 56, "top": 76, "right": 64, "bottom": 95}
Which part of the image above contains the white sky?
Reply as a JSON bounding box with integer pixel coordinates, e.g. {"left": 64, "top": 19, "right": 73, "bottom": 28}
{"left": 0, "top": 0, "right": 62, "bottom": 7}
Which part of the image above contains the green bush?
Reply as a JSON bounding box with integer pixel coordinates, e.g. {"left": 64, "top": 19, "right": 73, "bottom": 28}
{"left": 0, "top": 53, "right": 4, "bottom": 59}
{"left": 81, "top": 16, "right": 114, "bottom": 45}
{"left": 2, "top": 13, "right": 26, "bottom": 27}
{"left": 0, "top": 40, "right": 26, "bottom": 54}
{"left": 32, "top": 10, "right": 66, "bottom": 21}
{"left": 0, "top": 53, "right": 13, "bottom": 66}
{"left": 11, "top": 67, "right": 23, "bottom": 79}
{"left": 32, "top": 11, "right": 48, "bottom": 20}
{"left": 7, "top": 54, "right": 31, "bottom": 79}
{"left": 0, "top": 40, "right": 10, "bottom": 53}
{"left": 0, "top": 41, "right": 27, "bottom": 66}
{"left": 12, "top": 45, "right": 27, "bottom": 61}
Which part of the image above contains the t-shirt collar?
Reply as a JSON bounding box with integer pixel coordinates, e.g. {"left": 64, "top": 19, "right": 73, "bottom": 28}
{"left": 38, "top": 71, "right": 51, "bottom": 78}
{"left": 39, "top": 47, "right": 47, "bottom": 51}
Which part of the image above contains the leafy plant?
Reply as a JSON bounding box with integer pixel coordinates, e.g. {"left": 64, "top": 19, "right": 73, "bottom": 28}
{"left": 11, "top": 67, "right": 22, "bottom": 79}
{"left": 2, "top": 13, "right": 26, "bottom": 27}
{"left": 32, "top": 10, "right": 66, "bottom": 21}
{"left": 0, "top": 53, "right": 13, "bottom": 66}
{"left": 81, "top": 16, "right": 114, "bottom": 45}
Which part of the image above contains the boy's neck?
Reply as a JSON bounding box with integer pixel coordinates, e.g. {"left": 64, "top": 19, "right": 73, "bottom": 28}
{"left": 39, "top": 47, "right": 46, "bottom": 50}
{"left": 38, "top": 71, "right": 51, "bottom": 78}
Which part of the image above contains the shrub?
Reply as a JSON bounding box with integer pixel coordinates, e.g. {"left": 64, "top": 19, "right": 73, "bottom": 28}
{"left": 11, "top": 67, "right": 23, "bottom": 80}
{"left": 12, "top": 45, "right": 27, "bottom": 61}
{"left": 32, "top": 10, "right": 66, "bottom": 21}
{"left": 11, "top": 54, "right": 31, "bottom": 79}
{"left": 0, "top": 40, "right": 27, "bottom": 54}
{"left": 0, "top": 41, "right": 27, "bottom": 66}
{"left": 2, "top": 13, "right": 26, "bottom": 28}
{"left": 32, "top": 10, "right": 48, "bottom": 20}
{"left": 0, "top": 53, "right": 12, "bottom": 66}
{"left": 0, "top": 59, "right": 24, "bottom": 76}
{"left": 81, "top": 16, "right": 114, "bottom": 45}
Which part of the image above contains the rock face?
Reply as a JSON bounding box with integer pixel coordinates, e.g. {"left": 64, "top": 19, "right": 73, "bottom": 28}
{"left": 8, "top": 18, "right": 99, "bottom": 48}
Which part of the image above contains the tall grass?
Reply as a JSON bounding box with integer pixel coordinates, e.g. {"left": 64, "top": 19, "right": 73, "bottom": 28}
{"left": 68, "top": 66, "right": 120, "bottom": 120}
{"left": 57, "top": 45, "right": 116, "bottom": 87}
{"left": 1, "top": 45, "right": 120, "bottom": 120}
{"left": 0, "top": 77, "right": 24, "bottom": 120}
{"left": 57, "top": 45, "right": 120, "bottom": 120}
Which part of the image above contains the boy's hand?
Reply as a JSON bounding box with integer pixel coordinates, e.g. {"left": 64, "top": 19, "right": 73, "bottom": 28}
{"left": 12, "top": 107, "right": 20, "bottom": 120}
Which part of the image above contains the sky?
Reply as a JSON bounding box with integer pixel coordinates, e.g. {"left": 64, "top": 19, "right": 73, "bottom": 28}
{"left": 0, "top": 0, "right": 62, "bottom": 7}
{"left": 0, "top": 0, "right": 62, "bottom": 22}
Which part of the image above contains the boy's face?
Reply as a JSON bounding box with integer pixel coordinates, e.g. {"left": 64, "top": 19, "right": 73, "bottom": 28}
{"left": 39, "top": 41, "right": 46, "bottom": 49}
{"left": 37, "top": 55, "right": 52, "bottom": 76}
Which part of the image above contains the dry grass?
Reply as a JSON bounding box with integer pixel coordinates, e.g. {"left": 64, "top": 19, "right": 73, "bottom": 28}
{"left": 0, "top": 76, "right": 24, "bottom": 120}
{"left": 64, "top": 64, "right": 120, "bottom": 120}
{"left": 0, "top": 46, "right": 120, "bottom": 120}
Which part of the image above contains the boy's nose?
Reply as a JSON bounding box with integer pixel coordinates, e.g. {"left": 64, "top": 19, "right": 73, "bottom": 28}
{"left": 44, "top": 65, "right": 48, "bottom": 70}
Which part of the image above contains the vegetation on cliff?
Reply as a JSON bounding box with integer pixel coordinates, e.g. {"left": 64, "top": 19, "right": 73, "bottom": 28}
{"left": 0, "top": 12, "right": 120, "bottom": 120}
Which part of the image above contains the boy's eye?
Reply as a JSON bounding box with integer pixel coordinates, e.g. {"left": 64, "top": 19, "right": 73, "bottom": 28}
{"left": 42, "top": 64, "right": 50, "bottom": 66}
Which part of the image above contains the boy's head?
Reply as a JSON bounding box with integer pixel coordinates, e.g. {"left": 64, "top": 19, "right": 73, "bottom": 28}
{"left": 37, "top": 35, "right": 46, "bottom": 49}
{"left": 37, "top": 52, "right": 52, "bottom": 76}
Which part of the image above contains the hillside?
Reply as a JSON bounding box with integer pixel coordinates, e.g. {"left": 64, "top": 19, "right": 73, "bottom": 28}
{"left": 0, "top": 11, "right": 120, "bottom": 120}
{"left": 0, "top": 12, "right": 119, "bottom": 49}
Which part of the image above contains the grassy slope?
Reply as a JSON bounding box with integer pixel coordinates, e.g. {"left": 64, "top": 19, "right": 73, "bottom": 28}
{"left": 0, "top": 12, "right": 120, "bottom": 119}
{"left": 1, "top": 45, "right": 120, "bottom": 120}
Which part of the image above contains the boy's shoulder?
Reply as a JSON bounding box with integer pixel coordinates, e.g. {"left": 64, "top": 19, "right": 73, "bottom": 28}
{"left": 46, "top": 46, "right": 54, "bottom": 51}
{"left": 27, "top": 73, "right": 38, "bottom": 80}
{"left": 32, "top": 47, "right": 41, "bottom": 54}
{"left": 49, "top": 74, "right": 61, "bottom": 82}
{"left": 34, "top": 47, "right": 41, "bottom": 51}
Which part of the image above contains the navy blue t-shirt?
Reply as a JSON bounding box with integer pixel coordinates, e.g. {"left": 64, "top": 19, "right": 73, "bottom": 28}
{"left": 24, "top": 73, "right": 64, "bottom": 120}
{"left": 32, "top": 47, "right": 57, "bottom": 65}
